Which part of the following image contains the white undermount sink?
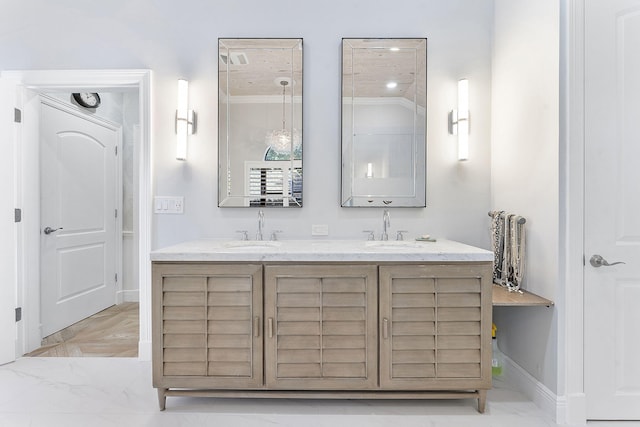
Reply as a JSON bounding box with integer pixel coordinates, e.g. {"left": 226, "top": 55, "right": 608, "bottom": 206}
{"left": 364, "top": 240, "right": 428, "bottom": 250}
{"left": 223, "top": 240, "right": 282, "bottom": 249}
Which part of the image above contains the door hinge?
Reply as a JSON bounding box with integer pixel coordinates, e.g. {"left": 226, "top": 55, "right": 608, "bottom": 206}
{"left": 115, "top": 209, "right": 118, "bottom": 218}
{"left": 14, "top": 108, "right": 22, "bottom": 123}
{"left": 15, "top": 307, "right": 22, "bottom": 322}
{"left": 115, "top": 273, "right": 118, "bottom": 283}
{"left": 115, "top": 146, "right": 118, "bottom": 156}
{"left": 15, "top": 208, "right": 22, "bottom": 223}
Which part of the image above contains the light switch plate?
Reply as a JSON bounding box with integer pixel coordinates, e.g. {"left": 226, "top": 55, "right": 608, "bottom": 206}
{"left": 311, "top": 224, "right": 329, "bottom": 236}
{"left": 154, "top": 196, "right": 184, "bottom": 214}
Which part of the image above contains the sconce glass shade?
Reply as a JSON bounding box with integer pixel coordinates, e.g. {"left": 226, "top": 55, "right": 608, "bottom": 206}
{"left": 449, "top": 78, "right": 469, "bottom": 161}
{"left": 176, "top": 124, "right": 188, "bottom": 161}
{"left": 366, "top": 162, "right": 374, "bottom": 178}
{"left": 457, "top": 79, "right": 469, "bottom": 161}
{"left": 176, "top": 79, "right": 194, "bottom": 161}
{"left": 177, "top": 79, "right": 189, "bottom": 118}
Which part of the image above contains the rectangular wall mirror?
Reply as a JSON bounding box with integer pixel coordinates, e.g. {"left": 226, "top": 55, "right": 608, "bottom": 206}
{"left": 218, "top": 38, "right": 303, "bottom": 207}
{"left": 341, "top": 38, "right": 426, "bottom": 207}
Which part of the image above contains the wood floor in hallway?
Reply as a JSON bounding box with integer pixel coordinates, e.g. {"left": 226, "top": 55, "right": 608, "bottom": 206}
{"left": 26, "top": 302, "right": 138, "bottom": 357}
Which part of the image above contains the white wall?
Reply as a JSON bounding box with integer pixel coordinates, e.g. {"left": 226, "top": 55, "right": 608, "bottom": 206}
{"left": 159, "top": 0, "right": 494, "bottom": 248}
{"left": 0, "top": 1, "right": 494, "bottom": 249}
{"left": 491, "top": 0, "right": 559, "bottom": 394}
{"left": 8, "top": 0, "right": 497, "bottom": 250}
{"left": 169, "top": 1, "right": 492, "bottom": 247}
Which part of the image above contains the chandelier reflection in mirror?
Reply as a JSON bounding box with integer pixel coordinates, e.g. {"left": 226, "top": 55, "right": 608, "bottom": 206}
{"left": 265, "top": 79, "right": 301, "bottom": 154}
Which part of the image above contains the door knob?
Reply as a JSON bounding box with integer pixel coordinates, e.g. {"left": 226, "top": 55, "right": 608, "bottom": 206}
{"left": 43, "top": 226, "right": 63, "bottom": 235}
{"left": 589, "top": 254, "right": 625, "bottom": 268}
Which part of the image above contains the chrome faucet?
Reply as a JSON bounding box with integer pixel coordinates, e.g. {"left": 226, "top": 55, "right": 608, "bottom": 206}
{"left": 256, "top": 210, "right": 265, "bottom": 241}
{"left": 381, "top": 209, "right": 391, "bottom": 241}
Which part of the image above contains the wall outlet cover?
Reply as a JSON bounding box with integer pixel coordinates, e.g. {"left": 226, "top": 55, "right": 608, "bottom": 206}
{"left": 311, "top": 224, "right": 329, "bottom": 236}
{"left": 154, "top": 196, "right": 184, "bottom": 214}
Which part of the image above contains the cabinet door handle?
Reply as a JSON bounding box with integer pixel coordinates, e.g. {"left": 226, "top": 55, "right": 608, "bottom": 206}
{"left": 254, "top": 317, "right": 260, "bottom": 337}
{"left": 383, "top": 318, "right": 389, "bottom": 339}
{"left": 268, "top": 318, "right": 274, "bottom": 338}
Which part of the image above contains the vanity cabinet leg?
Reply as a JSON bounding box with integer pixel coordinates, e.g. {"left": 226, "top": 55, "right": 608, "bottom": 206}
{"left": 477, "top": 389, "right": 487, "bottom": 413}
{"left": 157, "top": 388, "right": 167, "bottom": 411}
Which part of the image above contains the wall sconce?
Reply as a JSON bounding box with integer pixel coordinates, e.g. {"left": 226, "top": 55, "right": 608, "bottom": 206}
{"left": 449, "top": 79, "right": 469, "bottom": 161}
{"left": 366, "top": 162, "right": 374, "bottom": 178}
{"left": 176, "top": 79, "right": 196, "bottom": 160}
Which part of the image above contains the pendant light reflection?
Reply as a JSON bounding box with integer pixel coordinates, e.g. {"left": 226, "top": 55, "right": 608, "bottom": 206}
{"left": 176, "top": 79, "right": 196, "bottom": 161}
{"left": 449, "top": 79, "right": 469, "bottom": 161}
{"left": 265, "top": 79, "right": 300, "bottom": 154}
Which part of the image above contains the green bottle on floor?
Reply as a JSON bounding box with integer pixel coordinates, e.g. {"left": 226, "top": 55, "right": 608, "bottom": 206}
{"left": 492, "top": 323, "right": 504, "bottom": 377}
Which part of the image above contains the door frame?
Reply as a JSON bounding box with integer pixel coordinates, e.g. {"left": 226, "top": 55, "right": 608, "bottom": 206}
{"left": 562, "top": 0, "right": 588, "bottom": 424}
{"left": 1, "top": 69, "right": 153, "bottom": 360}
{"left": 0, "top": 78, "right": 19, "bottom": 364}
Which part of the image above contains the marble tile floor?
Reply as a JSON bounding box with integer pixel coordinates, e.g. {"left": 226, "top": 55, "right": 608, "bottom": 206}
{"left": 26, "top": 302, "right": 138, "bottom": 357}
{"left": 1, "top": 357, "right": 635, "bottom": 427}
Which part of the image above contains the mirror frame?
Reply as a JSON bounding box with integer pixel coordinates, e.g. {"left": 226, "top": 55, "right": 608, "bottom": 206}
{"left": 218, "top": 38, "right": 303, "bottom": 208}
{"left": 341, "top": 38, "right": 427, "bottom": 208}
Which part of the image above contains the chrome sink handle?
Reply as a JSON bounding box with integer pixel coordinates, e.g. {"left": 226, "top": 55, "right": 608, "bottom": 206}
{"left": 236, "top": 230, "right": 249, "bottom": 241}
{"left": 363, "top": 230, "right": 375, "bottom": 241}
{"left": 396, "top": 230, "right": 408, "bottom": 241}
{"left": 270, "top": 230, "right": 283, "bottom": 241}
{"left": 590, "top": 254, "right": 625, "bottom": 268}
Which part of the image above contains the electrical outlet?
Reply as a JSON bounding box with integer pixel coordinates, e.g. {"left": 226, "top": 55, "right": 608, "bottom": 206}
{"left": 173, "top": 198, "right": 183, "bottom": 213}
{"left": 154, "top": 196, "right": 184, "bottom": 214}
{"left": 311, "top": 224, "right": 329, "bottom": 236}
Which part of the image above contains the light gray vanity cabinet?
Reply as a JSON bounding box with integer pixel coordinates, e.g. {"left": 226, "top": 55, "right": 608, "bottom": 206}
{"left": 264, "top": 265, "right": 378, "bottom": 389}
{"left": 152, "top": 263, "right": 264, "bottom": 409}
{"left": 152, "top": 260, "right": 492, "bottom": 412}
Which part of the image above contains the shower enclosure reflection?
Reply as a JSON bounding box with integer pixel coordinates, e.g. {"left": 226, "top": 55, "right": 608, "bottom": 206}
{"left": 341, "top": 38, "right": 427, "bottom": 207}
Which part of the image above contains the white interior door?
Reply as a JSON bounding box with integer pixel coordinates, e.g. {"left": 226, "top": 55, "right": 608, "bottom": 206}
{"left": 40, "top": 99, "right": 120, "bottom": 337}
{"left": 0, "top": 79, "right": 18, "bottom": 364}
{"left": 584, "top": 0, "right": 640, "bottom": 419}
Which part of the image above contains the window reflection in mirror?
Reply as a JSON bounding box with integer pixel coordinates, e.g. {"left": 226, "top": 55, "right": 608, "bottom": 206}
{"left": 218, "top": 38, "right": 303, "bottom": 207}
{"left": 341, "top": 38, "right": 426, "bottom": 207}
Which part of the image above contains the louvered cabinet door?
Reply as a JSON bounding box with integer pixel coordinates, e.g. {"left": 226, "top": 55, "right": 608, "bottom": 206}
{"left": 379, "top": 264, "right": 492, "bottom": 390}
{"left": 264, "top": 265, "right": 378, "bottom": 389}
{"left": 152, "top": 263, "right": 263, "bottom": 389}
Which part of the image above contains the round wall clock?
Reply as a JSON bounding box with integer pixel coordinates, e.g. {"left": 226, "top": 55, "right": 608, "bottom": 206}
{"left": 72, "top": 92, "right": 101, "bottom": 109}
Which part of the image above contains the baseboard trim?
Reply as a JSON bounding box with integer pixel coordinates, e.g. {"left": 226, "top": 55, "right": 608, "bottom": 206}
{"left": 117, "top": 290, "right": 139, "bottom": 303}
{"left": 501, "top": 354, "right": 560, "bottom": 422}
{"left": 138, "top": 339, "right": 151, "bottom": 361}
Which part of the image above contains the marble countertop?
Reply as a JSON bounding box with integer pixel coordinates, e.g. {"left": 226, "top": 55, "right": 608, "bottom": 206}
{"left": 150, "top": 238, "right": 493, "bottom": 263}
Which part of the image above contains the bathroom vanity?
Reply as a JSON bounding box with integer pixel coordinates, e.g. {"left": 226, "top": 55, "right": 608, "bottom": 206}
{"left": 151, "top": 239, "right": 493, "bottom": 411}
